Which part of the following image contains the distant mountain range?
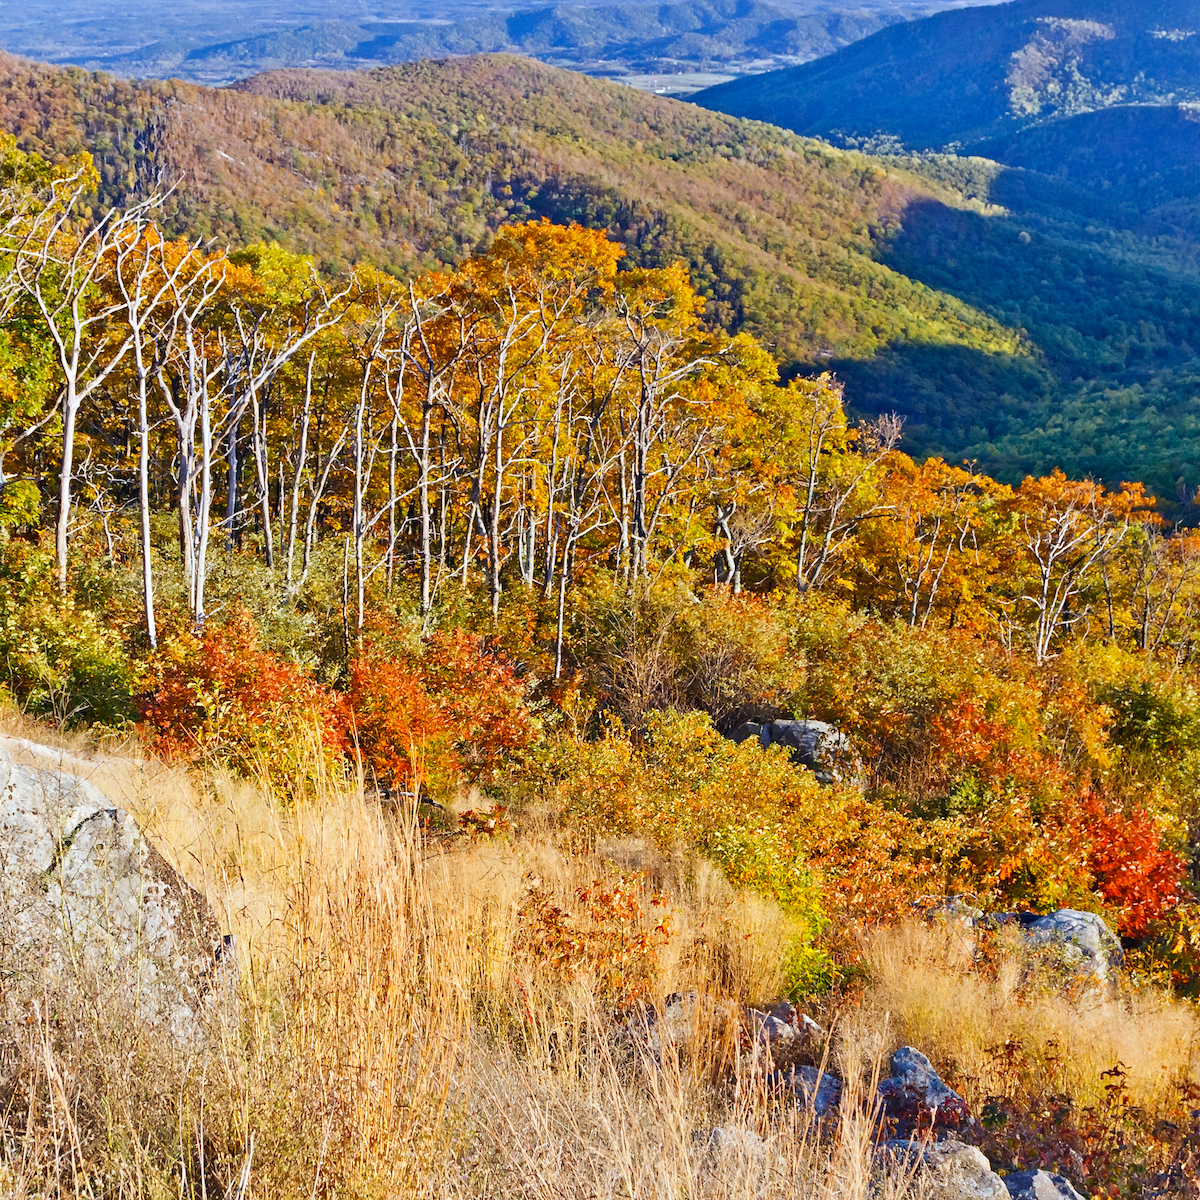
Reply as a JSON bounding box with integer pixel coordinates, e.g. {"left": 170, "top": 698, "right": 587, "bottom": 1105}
{"left": 693, "top": 0, "right": 1200, "bottom": 145}
{"left": 82, "top": 3, "right": 899, "bottom": 89}
{"left": 48, "top": 0, "right": 1002, "bottom": 90}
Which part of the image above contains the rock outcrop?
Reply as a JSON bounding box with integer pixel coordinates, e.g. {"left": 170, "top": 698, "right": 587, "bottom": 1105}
{"left": 977, "top": 908, "right": 1123, "bottom": 989}
{"left": 922, "top": 900, "right": 1124, "bottom": 990}
{"left": 878, "top": 1045, "right": 973, "bottom": 1136}
{"left": 0, "top": 742, "right": 234, "bottom": 1044}
{"left": 879, "top": 1139, "right": 1007, "bottom": 1200}
{"left": 728, "top": 719, "right": 862, "bottom": 786}
{"left": 1016, "top": 908, "right": 1123, "bottom": 985}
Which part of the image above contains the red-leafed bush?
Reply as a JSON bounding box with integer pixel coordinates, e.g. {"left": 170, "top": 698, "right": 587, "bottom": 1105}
{"left": 1083, "top": 796, "right": 1190, "bottom": 938}
{"left": 344, "top": 652, "right": 446, "bottom": 794}
{"left": 345, "top": 628, "right": 539, "bottom": 797}
{"left": 139, "top": 612, "right": 344, "bottom": 776}
{"left": 931, "top": 700, "right": 1063, "bottom": 796}
{"left": 422, "top": 629, "right": 540, "bottom": 780}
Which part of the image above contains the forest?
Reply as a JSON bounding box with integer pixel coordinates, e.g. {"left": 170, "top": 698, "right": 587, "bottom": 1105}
{"left": 0, "top": 126, "right": 1196, "bottom": 939}
{"left": 9, "top": 60, "right": 1200, "bottom": 1200}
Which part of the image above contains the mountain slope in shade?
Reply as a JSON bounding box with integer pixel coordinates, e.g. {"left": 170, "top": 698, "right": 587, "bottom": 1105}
{"left": 968, "top": 104, "right": 1200, "bottom": 204}
{"left": 692, "top": 0, "right": 1200, "bottom": 149}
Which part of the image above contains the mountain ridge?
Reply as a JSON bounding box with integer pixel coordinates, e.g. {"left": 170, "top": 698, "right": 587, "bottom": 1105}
{"left": 692, "top": 0, "right": 1200, "bottom": 148}
{"left": 76, "top": 1, "right": 907, "bottom": 89}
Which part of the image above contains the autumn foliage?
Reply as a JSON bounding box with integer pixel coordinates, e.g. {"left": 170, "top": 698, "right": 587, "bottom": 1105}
{"left": 1083, "top": 796, "right": 1188, "bottom": 938}
{"left": 517, "top": 871, "right": 673, "bottom": 1005}
{"left": 139, "top": 612, "right": 344, "bottom": 775}
{"left": 346, "top": 629, "right": 539, "bottom": 797}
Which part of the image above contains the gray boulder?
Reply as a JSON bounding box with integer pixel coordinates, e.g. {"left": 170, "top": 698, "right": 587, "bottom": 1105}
{"left": 1003, "top": 1170, "right": 1086, "bottom": 1200}
{"left": 1023, "top": 909, "right": 1123, "bottom": 984}
{"left": 776, "top": 1064, "right": 842, "bottom": 1115}
{"left": 728, "top": 719, "right": 861, "bottom": 786}
{"left": 728, "top": 721, "right": 765, "bottom": 746}
{"left": 698, "top": 1124, "right": 766, "bottom": 1162}
{"left": 985, "top": 908, "right": 1123, "bottom": 987}
{"left": 878, "top": 1046, "right": 973, "bottom": 1136}
{"left": 0, "top": 742, "right": 234, "bottom": 1044}
{"left": 879, "top": 1139, "right": 1007, "bottom": 1200}
{"left": 749, "top": 1007, "right": 798, "bottom": 1051}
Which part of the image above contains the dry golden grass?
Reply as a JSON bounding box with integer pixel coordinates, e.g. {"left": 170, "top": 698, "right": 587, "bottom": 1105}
{"left": 0, "top": 715, "right": 906, "bottom": 1198}
{"left": 852, "top": 920, "right": 1200, "bottom": 1118}
{"left": 4, "top": 712, "right": 1198, "bottom": 1197}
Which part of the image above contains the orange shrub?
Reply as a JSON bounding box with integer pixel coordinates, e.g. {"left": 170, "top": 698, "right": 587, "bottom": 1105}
{"left": 422, "top": 628, "right": 540, "bottom": 783}
{"left": 931, "top": 700, "right": 1062, "bottom": 796}
{"left": 344, "top": 628, "right": 540, "bottom": 798}
{"left": 139, "top": 612, "right": 344, "bottom": 776}
{"left": 343, "top": 652, "right": 446, "bottom": 793}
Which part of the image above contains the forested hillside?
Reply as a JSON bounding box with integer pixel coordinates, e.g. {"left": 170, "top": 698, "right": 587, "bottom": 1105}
{"left": 969, "top": 104, "right": 1200, "bottom": 204}
{"left": 3, "top": 52, "right": 1200, "bottom": 500}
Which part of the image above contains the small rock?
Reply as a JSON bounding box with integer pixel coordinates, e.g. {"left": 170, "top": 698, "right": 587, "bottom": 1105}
{"left": 746, "top": 999, "right": 825, "bottom": 1068}
{"left": 699, "top": 1125, "right": 766, "bottom": 1161}
{"left": 643, "top": 989, "right": 700, "bottom": 1059}
{"left": 749, "top": 1009, "right": 796, "bottom": 1048}
{"left": 776, "top": 1064, "right": 842, "bottom": 1114}
{"left": 762, "top": 997, "right": 826, "bottom": 1040}
{"left": 878, "top": 1046, "right": 972, "bottom": 1136}
{"left": 800, "top": 1012, "right": 826, "bottom": 1038}
{"left": 880, "top": 1139, "right": 1006, "bottom": 1200}
{"left": 1003, "top": 1169, "right": 1086, "bottom": 1200}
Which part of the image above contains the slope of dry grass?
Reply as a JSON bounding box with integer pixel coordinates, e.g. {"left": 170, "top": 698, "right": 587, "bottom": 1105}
{"left": 3, "top": 710, "right": 1200, "bottom": 1196}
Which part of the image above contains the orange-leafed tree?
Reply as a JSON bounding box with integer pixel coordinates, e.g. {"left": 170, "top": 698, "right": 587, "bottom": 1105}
{"left": 855, "top": 456, "right": 1014, "bottom": 631}
{"left": 1004, "top": 471, "right": 1156, "bottom": 664}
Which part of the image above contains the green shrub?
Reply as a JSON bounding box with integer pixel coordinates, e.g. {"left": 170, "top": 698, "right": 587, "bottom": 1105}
{"left": 562, "top": 708, "right": 831, "bottom": 992}
{"left": 0, "top": 536, "right": 133, "bottom": 726}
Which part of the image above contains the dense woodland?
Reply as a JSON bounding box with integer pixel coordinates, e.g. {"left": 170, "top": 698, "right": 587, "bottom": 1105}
{"left": 2, "top": 119, "right": 1200, "bottom": 974}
